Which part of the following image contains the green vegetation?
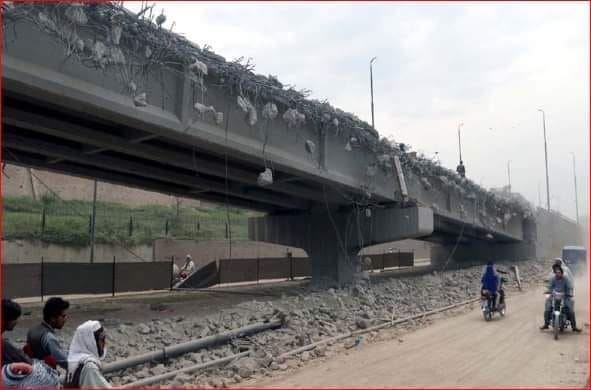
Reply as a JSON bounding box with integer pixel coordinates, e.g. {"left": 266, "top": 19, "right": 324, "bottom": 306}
{"left": 2, "top": 195, "right": 251, "bottom": 247}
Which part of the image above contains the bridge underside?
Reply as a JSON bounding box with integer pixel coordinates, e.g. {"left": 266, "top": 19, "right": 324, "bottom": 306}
{"left": 3, "top": 92, "right": 349, "bottom": 213}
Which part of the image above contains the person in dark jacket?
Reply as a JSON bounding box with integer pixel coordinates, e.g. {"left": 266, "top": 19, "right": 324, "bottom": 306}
{"left": 25, "top": 297, "right": 69, "bottom": 370}
{"left": 1, "top": 299, "right": 32, "bottom": 366}
{"left": 481, "top": 262, "right": 500, "bottom": 309}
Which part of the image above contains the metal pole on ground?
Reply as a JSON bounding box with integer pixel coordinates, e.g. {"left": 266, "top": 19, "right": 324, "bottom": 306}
{"left": 112, "top": 256, "right": 116, "bottom": 297}
{"left": 90, "top": 179, "right": 98, "bottom": 263}
{"left": 40, "top": 256, "right": 44, "bottom": 302}
{"left": 288, "top": 250, "right": 293, "bottom": 281}
{"left": 170, "top": 255, "right": 175, "bottom": 290}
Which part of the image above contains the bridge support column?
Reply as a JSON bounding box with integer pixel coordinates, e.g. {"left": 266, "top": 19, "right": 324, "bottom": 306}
{"left": 249, "top": 206, "right": 434, "bottom": 286}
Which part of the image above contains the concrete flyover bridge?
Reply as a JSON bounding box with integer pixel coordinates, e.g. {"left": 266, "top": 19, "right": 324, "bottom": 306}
{"left": 2, "top": 3, "right": 573, "bottom": 284}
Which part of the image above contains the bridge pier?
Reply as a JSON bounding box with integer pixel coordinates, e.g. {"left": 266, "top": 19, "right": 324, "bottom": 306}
{"left": 249, "top": 206, "right": 434, "bottom": 286}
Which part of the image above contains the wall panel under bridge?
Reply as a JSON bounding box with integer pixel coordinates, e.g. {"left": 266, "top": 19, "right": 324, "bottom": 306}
{"left": 3, "top": 261, "right": 173, "bottom": 298}
{"left": 114, "top": 262, "right": 172, "bottom": 293}
{"left": 3, "top": 263, "right": 42, "bottom": 298}
{"left": 43, "top": 263, "right": 113, "bottom": 295}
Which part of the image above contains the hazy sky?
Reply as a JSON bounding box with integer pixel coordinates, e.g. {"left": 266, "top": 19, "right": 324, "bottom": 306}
{"left": 126, "top": 2, "right": 589, "bottom": 221}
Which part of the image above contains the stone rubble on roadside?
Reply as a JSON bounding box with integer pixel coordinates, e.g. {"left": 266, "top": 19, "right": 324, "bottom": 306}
{"left": 45, "top": 258, "right": 548, "bottom": 387}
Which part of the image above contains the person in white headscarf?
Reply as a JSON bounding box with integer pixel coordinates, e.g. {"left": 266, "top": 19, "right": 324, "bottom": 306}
{"left": 65, "top": 320, "right": 110, "bottom": 388}
{"left": 180, "top": 254, "right": 195, "bottom": 276}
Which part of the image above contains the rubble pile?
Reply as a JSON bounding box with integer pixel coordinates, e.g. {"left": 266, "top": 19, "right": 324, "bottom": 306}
{"left": 11, "top": 259, "right": 548, "bottom": 387}
{"left": 5, "top": 2, "right": 534, "bottom": 218}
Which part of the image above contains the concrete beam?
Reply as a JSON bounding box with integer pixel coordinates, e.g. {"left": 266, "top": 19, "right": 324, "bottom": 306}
{"left": 3, "top": 106, "right": 333, "bottom": 203}
{"left": 4, "top": 131, "right": 309, "bottom": 211}
{"left": 6, "top": 151, "right": 277, "bottom": 213}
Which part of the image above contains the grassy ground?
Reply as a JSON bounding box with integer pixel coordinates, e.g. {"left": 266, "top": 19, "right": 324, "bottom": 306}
{"left": 2, "top": 195, "right": 251, "bottom": 247}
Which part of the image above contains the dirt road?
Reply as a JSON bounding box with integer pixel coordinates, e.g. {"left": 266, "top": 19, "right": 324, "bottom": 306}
{"left": 255, "top": 274, "right": 589, "bottom": 387}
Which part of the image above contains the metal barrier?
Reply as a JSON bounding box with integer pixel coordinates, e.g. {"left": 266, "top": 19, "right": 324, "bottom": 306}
{"left": 2, "top": 259, "right": 172, "bottom": 299}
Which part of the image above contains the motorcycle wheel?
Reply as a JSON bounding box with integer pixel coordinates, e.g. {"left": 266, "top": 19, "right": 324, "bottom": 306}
{"left": 483, "top": 310, "right": 492, "bottom": 321}
{"left": 553, "top": 316, "right": 559, "bottom": 340}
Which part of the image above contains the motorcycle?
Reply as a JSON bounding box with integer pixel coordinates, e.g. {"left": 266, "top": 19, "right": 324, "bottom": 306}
{"left": 481, "top": 277, "right": 507, "bottom": 321}
{"left": 547, "top": 290, "right": 571, "bottom": 340}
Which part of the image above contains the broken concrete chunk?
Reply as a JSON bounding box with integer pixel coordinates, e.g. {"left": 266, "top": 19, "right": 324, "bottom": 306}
{"left": 156, "top": 12, "right": 167, "bottom": 27}
{"left": 109, "top": 47, "right": 126, "bottom": 65}
{"left": 257, "top": 168, "right": 273, "bottom": 187}
{"left": 366, "top": 164, "right": 377, "bottom": 177}
{"left": 262, "top": 102, "right": 279, "bottom": 120}
{"left": 111, "top": 25, "right": 123, "bottom": 45}
{"left": 92, "top": 41, "right": 107, "bottom": 62}
{"left": 283, "top": 108, "right": 306, "bottom": 128}
{"left": 194, "top": 102, "right": 215, "bottom": 114}
{"left": 344, "top": 142, "right": 352, "bottom": 152}
{"left": 420, "top": 177, "right": 432, "bottom": 191}
{"left": 215, "top": 112, "right": 224, "bottom": 125}
{"left": 237, "top": 96, "right": 257, "bottom": 126}
{"left": 65, "top": 4, "right": 88, "bottom": 25}
{"left": 128, "top": 81, "right": 137, "bottom": 94}
{"left": 190, "top": 59, "right": 208, "bottom": 75}
{"left": 305, "top": 140, "right": 316, "bottom": 154}
{"left": 133, "top": 92, "right": 147, "bottom": 107}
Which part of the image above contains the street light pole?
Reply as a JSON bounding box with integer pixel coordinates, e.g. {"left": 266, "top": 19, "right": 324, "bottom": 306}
{"left": 571, "top": 152, "right": 579, "bottom": 224}
{"left": 507, "top": 160, "right": 511, "bottom": 193}
{"left": 370, "top": 57, "right": 377, "bottom": 129}
{"left": 538, "top": 109, "right": 550, "bottom": 212}
{"left": 457, "top": 122, "right": 464, "bottom": 163}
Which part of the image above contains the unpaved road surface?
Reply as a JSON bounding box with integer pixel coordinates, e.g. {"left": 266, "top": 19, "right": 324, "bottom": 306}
{"left": 255, "top": 274, "right": 589, "bottom": 387}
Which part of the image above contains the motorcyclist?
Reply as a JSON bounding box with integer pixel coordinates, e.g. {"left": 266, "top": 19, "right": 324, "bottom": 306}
{"left": 548, "top": 258, "right": 574, "bottom": 285}
{"left": 481, "top": 262, "right": 501, "bottom": 310}
{"left": 540, "top": 264, "right": 581, "bottom": 332}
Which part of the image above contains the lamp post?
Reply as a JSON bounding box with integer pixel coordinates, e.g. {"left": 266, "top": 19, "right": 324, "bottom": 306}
{"left": 538, "top": 109, "right": 550, "bottom": 211}
{"left": 457, "top": 122, "right": 464, "bottom": 163}
{"left": 370, "top": 57, "right": 377, "bottom": 129}
{"left": 507, "top": 160, "right": 511, "bottom": 193}
{"left": 571, "top": 152, "right": 579, "bottom": 224}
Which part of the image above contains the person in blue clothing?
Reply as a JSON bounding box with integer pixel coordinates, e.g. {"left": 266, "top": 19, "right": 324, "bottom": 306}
{"left": 481, "top": 262, "right": 501, "bottom": 310}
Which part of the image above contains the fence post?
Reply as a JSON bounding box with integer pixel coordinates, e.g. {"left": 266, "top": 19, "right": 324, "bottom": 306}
{"left": 165, "top": 219, "right": 169, "bottom": 236}
{"left": 112, "top": 256, "right": 116, "bottom": 297}
{"left": 41, "top": 207, "right": 46, "bottom": 235}
{"left": 256, "top": 257, "right": 260, "bottom": 284}
{"left": 288, "top": 251, "right": 293, "bottom": 281}
{"left": 225, "top": 223, "right": 229, "bottom": 239}
{"left": 128, "top": 216, "right": 133, "bottom": 237}
{"left": 40, "top": 256, "right": 44, "bottom": 302}
{"left": 170, "top": 255, "right": 174, "bottom": 290}
{"left": 382, "top": 251, "right": 386, "bottom": 271}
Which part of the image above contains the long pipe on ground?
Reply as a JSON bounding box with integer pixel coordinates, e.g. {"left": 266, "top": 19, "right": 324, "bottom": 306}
{"left": 279, "top": 298, "right": 480, "bottom": 359}
{"left": 103, "top": 319, "right": 283, "bottom": 374}
{"left": 123, "top": 351, "right": 251, "bottom": 387}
